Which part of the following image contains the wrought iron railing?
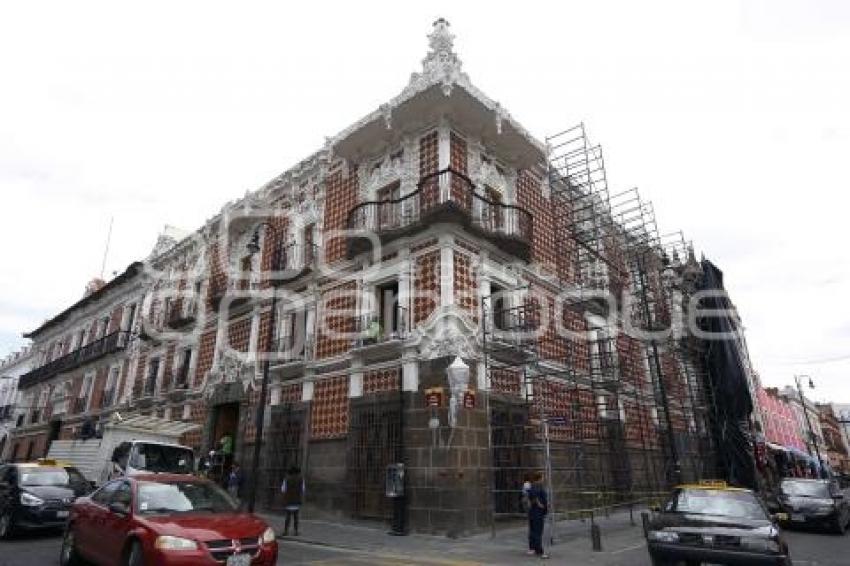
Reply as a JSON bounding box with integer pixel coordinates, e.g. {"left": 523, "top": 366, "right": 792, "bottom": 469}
{"left": 19, "top": 331, "right": 130, "bottom": 389}
{"left": 352, "top": 306, "right": 409, "bottom": 347}
{"left": 346, "top": 168, "right": 533, "bottom": 252}
{"left": 273, "top": 334, "right": 313, "bottom": 363}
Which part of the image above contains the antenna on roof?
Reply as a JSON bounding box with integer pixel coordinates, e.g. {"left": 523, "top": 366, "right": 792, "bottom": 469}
{"left": 99, "top": 216, "right": 114, "bottom": 279}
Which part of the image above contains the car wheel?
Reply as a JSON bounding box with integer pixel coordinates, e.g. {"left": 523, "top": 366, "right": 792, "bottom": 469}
{"left": 0, "top": 511, "right": 14, "bottom": 539}
{"left": 126, "top": 540, "right": 144, "bottom": 566}
{"left": 649, "top": 555, "right": 675, "bottom": 566}
{"left": 59, "top": 527, "right": 82, "bottom": 566}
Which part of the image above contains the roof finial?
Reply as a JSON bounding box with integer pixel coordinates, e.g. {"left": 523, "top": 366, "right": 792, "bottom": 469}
{"left": 421, "top": 17, "right": 463, "bottom": 96}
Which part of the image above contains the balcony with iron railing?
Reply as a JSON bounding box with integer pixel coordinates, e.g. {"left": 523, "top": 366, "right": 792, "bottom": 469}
{"left": 347, "top": 168, "right": 533, "bottom": 260}
{"left": 351, "top": 307, "right": 410, "bottom": 355}
{"left": 166, "top": 297, "right": 198, "bottom": 329}
{"left": 19, "top": 331, "right": 130, "bottom": 389}
{"left": 273, "top": 242, "right": 319, "bottom": 283}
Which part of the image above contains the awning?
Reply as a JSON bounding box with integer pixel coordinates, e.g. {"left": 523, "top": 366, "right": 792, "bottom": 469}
{"left": 105, "top": 413, "right": 200, "bottom": 437}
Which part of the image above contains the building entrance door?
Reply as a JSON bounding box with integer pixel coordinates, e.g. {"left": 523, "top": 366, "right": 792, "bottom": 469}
{"left": 210, "top": 403, "right": 239, "bottom": 482}
{"left": 47, "top": 418, "right": 62, "bottom": 455}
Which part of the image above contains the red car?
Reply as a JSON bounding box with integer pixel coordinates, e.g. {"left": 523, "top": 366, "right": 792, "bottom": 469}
{"left": 59, "top": 474, "right": 278, "bottom": 566}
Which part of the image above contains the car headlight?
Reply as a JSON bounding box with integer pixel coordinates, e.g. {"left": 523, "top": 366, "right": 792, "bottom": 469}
{"left": 741, "top": 537, "right": 780, "bottom": 553}
{"left": 20, "top": 492, "right": 44, "bottom": 506}
{"left": 647, "top": 530, "right": 679, "bottom": 543}
{"left": 261, "top": 527, "right": 276, "bottom": 544}
{"left": 154, "top": 535, "right": 198, "bottom": 550}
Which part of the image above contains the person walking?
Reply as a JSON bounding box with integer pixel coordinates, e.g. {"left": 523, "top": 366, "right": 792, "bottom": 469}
{"left": 281, "top": 466, "right": 304, "bottom": 536}
{"left": 227, "top": 463, "right": 243, "bottom": 500}
{"left": 527, "top": 471, "right": 549, "bottom": 559}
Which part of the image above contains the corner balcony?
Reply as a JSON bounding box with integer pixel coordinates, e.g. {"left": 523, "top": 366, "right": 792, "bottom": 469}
{"left": 19, "top": 331, "right": 130, "bottom": 390}
{"left": 272, "top": 242, "right": 319, "bottom": 283}
{"left": 346, "top": 168, "right": 533, "bottom": 260}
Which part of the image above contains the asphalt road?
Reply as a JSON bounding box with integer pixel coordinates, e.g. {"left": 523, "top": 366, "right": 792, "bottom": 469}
{"left": 0, "top": 527, "right": 846, "bottom": 565}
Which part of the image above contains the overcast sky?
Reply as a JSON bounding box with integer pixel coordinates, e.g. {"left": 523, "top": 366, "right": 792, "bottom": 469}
{"left": 1, "top": 1, "right": 848, "bottom": 402}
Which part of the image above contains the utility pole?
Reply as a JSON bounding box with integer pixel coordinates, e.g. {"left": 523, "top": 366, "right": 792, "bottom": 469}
{"left": 794, "top": 374, "right": 824, "bottom": 475}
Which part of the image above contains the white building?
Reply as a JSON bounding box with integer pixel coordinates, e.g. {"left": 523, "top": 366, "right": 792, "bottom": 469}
{"left": 0, "top": 345, "right": 35, "bottom": 460}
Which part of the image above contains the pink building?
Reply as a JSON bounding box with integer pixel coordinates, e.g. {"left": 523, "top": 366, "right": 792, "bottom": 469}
{"left": 759, "top": 387, "right": 806, "bottom": 451}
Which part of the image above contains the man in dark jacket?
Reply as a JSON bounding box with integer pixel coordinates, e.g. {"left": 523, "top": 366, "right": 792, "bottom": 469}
{"left": 527, "top": 472, "right": 549, "bottom": 559}
{"left": 281, "top": 466, "right": 304, "bottom": 536}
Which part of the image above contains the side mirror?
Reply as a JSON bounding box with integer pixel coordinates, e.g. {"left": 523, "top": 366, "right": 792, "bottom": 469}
{"left": 108, "top": 502, "right": 129, "bottom": 516}
{"left": 772, "top": 512, "right": 789, "bottom": 523}
{"left": 650, "top": 505, "right": 661, "bottom": 513}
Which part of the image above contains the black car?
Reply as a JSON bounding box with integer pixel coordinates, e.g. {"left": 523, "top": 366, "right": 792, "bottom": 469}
{"left": 777, "top": 478, "right": 849, "bottom": 534}
{"left": 646, "top": 482, "right": 792, "bottom": 566}
{"left": 0, "top": 460, "right": 92, "bottom": 538}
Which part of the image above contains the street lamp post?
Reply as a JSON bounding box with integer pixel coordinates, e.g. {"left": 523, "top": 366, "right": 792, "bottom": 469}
{"left": 794, "top": 374, "right": 824, "bottom": 476}
{"left": 245, "top": 224, "right": 279, "bottom": 513}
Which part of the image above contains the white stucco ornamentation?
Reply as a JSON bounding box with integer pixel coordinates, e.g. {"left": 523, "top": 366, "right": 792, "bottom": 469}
{"left": 412, "top": 305, "right": 479, "bottom": 360}
{"left": 329, "top": 19, "right": 547, "bottom": 159}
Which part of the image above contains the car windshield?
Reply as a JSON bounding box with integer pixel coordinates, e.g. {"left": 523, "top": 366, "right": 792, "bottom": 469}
{"left": 19, "top": 467, "right": 70, "bottom": 487}
{"left": 130, "top": 443, "right": 194, "bottom": 474}
{"left": 136, "top": 480, "right": 238, "bottom": 515}
{"left": 781, "top": 480, "right": 830, "bottom": 498}
{"left": 673, "top": 489, "right": 768, "bottom": 520}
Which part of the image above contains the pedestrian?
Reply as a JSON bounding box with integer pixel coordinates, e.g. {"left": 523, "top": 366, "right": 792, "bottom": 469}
{"left": 281, "top": 465, "right": 304, "bottom": 536}
{"left": 527, "top": 471, "right": 549, "bottom": 559}
{"left": 227, "top": 463, "right": 243, "bottom": 500}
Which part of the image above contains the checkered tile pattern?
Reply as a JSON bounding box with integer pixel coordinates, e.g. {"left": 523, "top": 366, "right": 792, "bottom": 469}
{"left": 533, "top": 381, "right": 599, "bottom": 442}
{"left": 419, "top": 131, "right": 438, "bottom": 177}
{"left": 323, "top": 167, "right": 360, "bottom": 263}
{"left": 490, "top": 368, "right": 521, "bottom": 396}
{"left": 453, "top": 252, "right": 478, "bottom": 321}
{"left": 227, "top": 318, "right": 251, "bottom": 352}
{"left": 316, "top": 282, "right": 357, "bottom": 359}
{"left": 413, "top": 251, "right": 440, "bottom": 324}
{"left": 617, "top": 334, "right": 646, "bottom": 388}
{"left": 280, "top": 383, "right": 302, "bottom": 404}
{"left": 517, "top": 171, "right": 558, "bottom": 275}
{"left": 363, "top": 367, "right": 401, "bottom": 395}
{"left": 194, "top": 328, "right": 218, "bottom": 388}
{"left": 450, "top": 132, "right": 469, "bottom": 209}
{"left": 623, "top": 401, "right": 659, "bottom": 447}
{"left": 206, "top": 239, "right": 227, "bottom": 308}
{"left": 311, "top": 375, "right": 349, "bottom": 439}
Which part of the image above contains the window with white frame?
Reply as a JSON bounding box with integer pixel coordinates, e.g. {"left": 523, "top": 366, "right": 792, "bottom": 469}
{"left": 80, "top": 371, "right": 95, "bottom": 412}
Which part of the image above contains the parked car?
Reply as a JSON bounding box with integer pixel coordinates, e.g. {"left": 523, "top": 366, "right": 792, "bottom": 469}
{"left": 777, "top": 478, "right": 849, "bottom": 534}
{"left": 60, "top": 474, "right": 278, "bottom": 566}
{"left": 646, "top": 480, "right": 792, "bottom": 566}
{"left": 0, "top": 459, "right": 93, "bottom": 538}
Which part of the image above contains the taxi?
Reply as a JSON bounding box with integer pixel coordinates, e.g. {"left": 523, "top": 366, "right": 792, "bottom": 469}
{"left": 0, "top": 459, "right": 92, "bottom": 538}
{"left": 645, "top": 480, "right": 792, "bottom": 566}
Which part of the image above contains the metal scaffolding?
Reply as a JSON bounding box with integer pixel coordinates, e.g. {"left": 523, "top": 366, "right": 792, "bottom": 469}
{"left": 483, "top": 123, "right": 716, "bottom": 534}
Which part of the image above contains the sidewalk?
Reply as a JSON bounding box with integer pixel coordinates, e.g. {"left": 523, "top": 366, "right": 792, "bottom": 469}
{"left": 259, "top": 506, "right": 653, "bottom": 565}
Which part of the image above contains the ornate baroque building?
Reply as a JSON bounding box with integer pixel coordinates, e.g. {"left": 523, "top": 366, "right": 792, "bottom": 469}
{"left": 12, "top": 20, "right": 727, "bottom": 534}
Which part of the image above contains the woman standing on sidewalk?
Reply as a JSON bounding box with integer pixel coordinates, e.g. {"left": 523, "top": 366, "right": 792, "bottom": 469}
{"left": 281, "top": 466, "right": 304, "bottom": 536}
{"left": 527, "top": 472, "right": 550, "bottom": 559}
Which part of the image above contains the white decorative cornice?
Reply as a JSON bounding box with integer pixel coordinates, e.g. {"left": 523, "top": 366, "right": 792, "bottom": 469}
{"left": 330, "top": 19, "right": 547, "bottom": 158}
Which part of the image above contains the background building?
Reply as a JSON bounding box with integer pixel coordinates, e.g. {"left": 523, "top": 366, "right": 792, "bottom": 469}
{"left": 0, "top": 345, "right": 34, "bottom": 460}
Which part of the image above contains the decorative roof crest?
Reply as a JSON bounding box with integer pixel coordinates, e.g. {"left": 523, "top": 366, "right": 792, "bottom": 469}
{"left": 411, "top": 18, "right": 468, "bottom": 97}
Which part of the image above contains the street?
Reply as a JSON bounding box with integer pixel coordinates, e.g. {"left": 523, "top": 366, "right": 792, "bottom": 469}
{"left": 0, "top": 526, "right": 846, "bottom": 565}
